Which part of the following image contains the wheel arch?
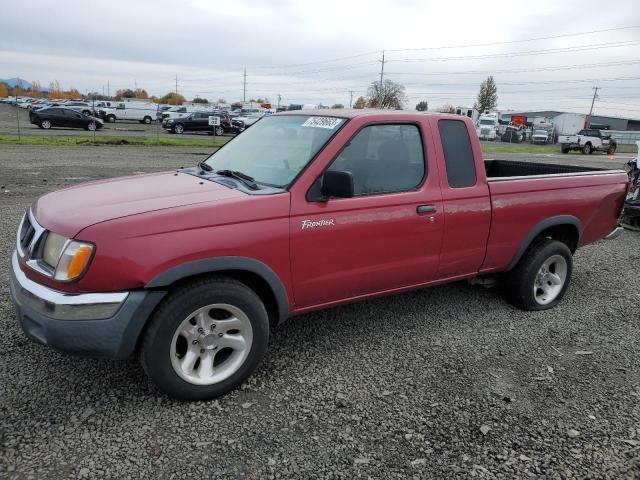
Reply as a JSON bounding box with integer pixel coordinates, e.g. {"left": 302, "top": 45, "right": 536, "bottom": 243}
{"left": 145, "top": 256, "right": 290, "bottom": 326}
{"left": 506, "top": 215, "right": 582, "bottom": 271}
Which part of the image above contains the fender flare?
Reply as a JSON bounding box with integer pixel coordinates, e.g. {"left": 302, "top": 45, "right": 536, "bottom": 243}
{"left": 506, "top": 215, "right": 582, "bottom": 271}
{"left": 145, "top": 256, "right": 290, "bottom": 322}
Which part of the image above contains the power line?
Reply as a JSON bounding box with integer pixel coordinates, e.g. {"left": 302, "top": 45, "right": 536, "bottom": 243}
{"left": 385, "top": 25, "right": 640, "bottom": 52}
{"left": 388, "top": 40, "right": 640, "bottom": 63}
{"left": 388, "top": 60, "right": 640, "bottom": 76}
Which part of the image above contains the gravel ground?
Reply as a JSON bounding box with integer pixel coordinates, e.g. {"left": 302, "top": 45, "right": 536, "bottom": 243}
{"left": 1, "top": 145, "right": 640, "bottom": 479}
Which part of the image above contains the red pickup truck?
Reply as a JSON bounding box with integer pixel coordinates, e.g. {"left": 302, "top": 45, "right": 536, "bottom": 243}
{"left": 10, "top": 110, "right": 627, "bottom": 400}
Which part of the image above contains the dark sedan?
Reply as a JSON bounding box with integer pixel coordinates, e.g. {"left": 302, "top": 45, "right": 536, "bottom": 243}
{"left": 29, "top": 107, "right": 104, "bottom": 131}
{"left": 162, "top": 112, "right": 243, "bottom": 135}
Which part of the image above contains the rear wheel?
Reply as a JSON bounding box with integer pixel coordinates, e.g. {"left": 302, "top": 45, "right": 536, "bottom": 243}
{"left": 41, "top": 120, "right": 51, "bottom": 129}
{"left": 141, "top": 277, "right": 269, "bottom": 401}
{"left": 143, "top": 116, "right": 152, "bottom": 124}
{"left": 607, "top": 144, "right": 617, "bottom": 155}
{"left": 503, "top": 239, "right": 573, "bottom": 310}
{"left": 215, "top": 126, "right": 224, "bottom": 136}
{"left": 107, "top": 114, "right": 116, "bottom": 123}
{"left": 561, "top": 147, "right": 569, "bottom": 154}
{"left": 582, "top": 143, "right": 592, "bottom": 155}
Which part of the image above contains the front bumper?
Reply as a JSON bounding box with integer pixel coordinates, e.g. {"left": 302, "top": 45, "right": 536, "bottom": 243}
{"left": 604, "top": 226, "right": 624, "bottom": 240}
{"left": 9, "top": 250, "right": 165, "bottom": 358}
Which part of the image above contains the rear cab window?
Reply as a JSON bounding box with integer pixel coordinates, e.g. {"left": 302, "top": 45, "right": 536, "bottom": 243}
{"left": 438, "top": 119, "right": 477, "bottom": 188}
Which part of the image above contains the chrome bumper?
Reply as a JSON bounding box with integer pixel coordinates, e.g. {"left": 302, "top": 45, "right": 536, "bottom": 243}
{"left": 9, "top": 250, "right": 128, "bottom": 320}
{"left": 604, "top": 226, "right": 624, "bottom": 240}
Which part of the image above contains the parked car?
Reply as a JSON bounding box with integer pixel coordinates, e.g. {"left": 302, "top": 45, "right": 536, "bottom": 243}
{"left": 531, "top": 129, "right": 551, "bottom": 145}
{"left": 160, "top": 105, "right": 212, "bottom": 122}
{"left": 28, "top": 107, "right": 104, "bottom": 130}
{"left": 10, "top": 111, "right": 627, "bottom": 401}
{"left": 560, "top": 128, "right": 617, "bottom": 154}
{"left": 234, "top": 112, "right": 264, "bottom": 129}
{"left": 61, "top": 101, "right": 96, "bottom": 116}
{"left": 163, "top": 112, "right": 244, "bottom": 135}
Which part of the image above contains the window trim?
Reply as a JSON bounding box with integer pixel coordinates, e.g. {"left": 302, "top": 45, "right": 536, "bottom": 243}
{"left": 437, "top": 118, "right": 478, "bottom": 189}
{"left": 307, "top": 120, "right": 428, "bottom": 201}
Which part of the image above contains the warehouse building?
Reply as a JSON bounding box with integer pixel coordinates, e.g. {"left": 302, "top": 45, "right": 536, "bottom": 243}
{"left": 502, "top": 110, "right": 640, "bottom": 131}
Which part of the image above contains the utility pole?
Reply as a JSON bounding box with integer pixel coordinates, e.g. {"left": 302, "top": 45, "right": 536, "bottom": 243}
{"left": 586, "top": 86, "right": 599, "bottom": 128}
{"left": 349, "top": 90, "right": 354, "bottom": 108}
{"left": 378, "top": 50, "right": 386, "bottom": 106}
{"left": 243, "top": 68, "right": 247, "bottom": 103}
{"left": 107, "top": 80, "right": 110, "bottom": 98}
{"left": 175, "top": 74, "right": 178, "bottom": 95}
{"left": 135, "top": 79, "right": 138, "bottom": 90}
{"left": 277, "top": 94, "right": 282, "bottom": 110}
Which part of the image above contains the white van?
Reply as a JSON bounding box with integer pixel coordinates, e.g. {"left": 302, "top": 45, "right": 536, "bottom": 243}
{"left": 99, "top": 101, "right": 159, "bottom": 123}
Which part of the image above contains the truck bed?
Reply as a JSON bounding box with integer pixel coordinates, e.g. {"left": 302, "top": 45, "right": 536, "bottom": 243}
{"left": 485, "top": 159, "right": 605, "bottom": 179}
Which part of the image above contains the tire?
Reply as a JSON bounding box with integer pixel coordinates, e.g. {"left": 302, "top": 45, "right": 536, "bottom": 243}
{"left": 607, "top": 145, "right": 617, "bottom": 155}
{"left": 107, "top": 114, "right": 116, "bottom": 123}
{"left": 503, "top": 239, "right": 573, "bottom": 311}
{"left": 141, "top": 277, "right": 269, "bottom": 401}
{"left": 582, "top": 143, "right": 591, "bottom": 155}
{"left": 82, "top": 110, "right": 91, "bottom": 116}
{"left": 41, "top": 120, "right": 51, "bottom": 129}
{"left": 561, "top": 147, "right": 570, "bottom": 154}
{"left": 174, "top": 124, "right": 184, "bottom": 134}
{"left": 143, "top": 116, "right": 152, "bottom": 124}
{"left": 87, "top": 122, "right": 97, "bottom": 131}
{"left": 215, "top": 126, "right": 224, "bottom": 136}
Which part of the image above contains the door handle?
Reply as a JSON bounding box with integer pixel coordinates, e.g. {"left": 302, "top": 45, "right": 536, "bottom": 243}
{"left": 417, "top": 204, "right": 437, "bottom": 215}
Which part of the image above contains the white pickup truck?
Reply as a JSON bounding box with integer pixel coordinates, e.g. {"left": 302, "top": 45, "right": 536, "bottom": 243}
{"left": 560, "top": 128, "right": 617, "bottom": 155}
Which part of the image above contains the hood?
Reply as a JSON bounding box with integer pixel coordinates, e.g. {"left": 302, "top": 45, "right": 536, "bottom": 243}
{"left": 32, "top": 171, "right": 244, "bottom": 237}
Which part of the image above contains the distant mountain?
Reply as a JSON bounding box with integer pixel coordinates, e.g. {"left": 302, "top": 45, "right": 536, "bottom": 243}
{"left": 0, "top": 77, "right": 32, "bottom": 89}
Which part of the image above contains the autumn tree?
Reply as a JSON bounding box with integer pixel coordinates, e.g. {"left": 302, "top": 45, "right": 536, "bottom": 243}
{"left": 48, "top": 81, "right": 63, "bottom": 98}
{"left": 474, "top": 76, "right": 498, "bottom": 113}
{"left": 0, "top": 82, "right": 9, "bottom": 98}
{"left": 436, "top": 104, "right": 456, "bottom": 113}
{"left": 28, "top": 81, "right": 43, "bottom": 98}
{"left": 353, "top": 96, "right": 366, "bottom": 109}
{"left": 366, "top": 79, "right": 406, "bottom": 109}
{"left": 415, "top": 100, "right": 428, "bottom": 111}
{"left": 160, "top": 92, "right": 186, "bottom": 105}
{"left": 331, "top": 103, "right": 344, "bottom": 109}
{"left": 67, "top": 88, "right": 82, "bottom": 99}
{"left": 192, "top": 97, "right": 209, "bottom": 104}
{"left": 134, "top": 88, "right": 149, "bottom": 99}
{"left": 115, "top": 89, "right": 136, "bottom": 100}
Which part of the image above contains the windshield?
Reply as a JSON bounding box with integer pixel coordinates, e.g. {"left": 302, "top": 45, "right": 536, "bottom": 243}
{"left": 479, "top": 119, "right": 496, "bottom": 125}
{"left": 203, "top": 115, "right": 345, "bottom": 187}
{"left": 534, "top": 130, "right": 547, "bottom": 135}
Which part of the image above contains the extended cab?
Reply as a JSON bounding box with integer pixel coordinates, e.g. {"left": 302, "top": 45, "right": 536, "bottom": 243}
{"left": 9, "top": 111, "right": 628, "bottom": 400}
{"left": 561, "top": 128, "right": 617, "bottom": 155}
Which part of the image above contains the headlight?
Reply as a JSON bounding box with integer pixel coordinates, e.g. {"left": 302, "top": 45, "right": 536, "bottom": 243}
{"left": 43, "top": 233, "right": 94, "bottom": 281}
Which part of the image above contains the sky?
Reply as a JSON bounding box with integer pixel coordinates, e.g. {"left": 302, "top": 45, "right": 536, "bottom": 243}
{"left": 1, "top": 0, "right": 639, "bottom": 118}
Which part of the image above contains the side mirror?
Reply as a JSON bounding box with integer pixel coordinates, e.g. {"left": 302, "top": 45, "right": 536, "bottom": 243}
{"left": 321, "top": 170, "right": 354, "bottom": 199}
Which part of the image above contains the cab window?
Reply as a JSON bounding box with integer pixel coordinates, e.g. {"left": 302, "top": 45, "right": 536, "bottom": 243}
{"left": 328, "top": 123, "right": 425, "bottom": 196}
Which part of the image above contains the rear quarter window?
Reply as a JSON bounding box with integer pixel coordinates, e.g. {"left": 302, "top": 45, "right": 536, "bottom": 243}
{"left": 438, "top": 120, "right": 477, "bottom": 188}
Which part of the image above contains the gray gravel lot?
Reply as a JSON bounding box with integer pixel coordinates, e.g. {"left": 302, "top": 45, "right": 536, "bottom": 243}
{"left": 1, "top": 145, "right": 639, "bottom": 479}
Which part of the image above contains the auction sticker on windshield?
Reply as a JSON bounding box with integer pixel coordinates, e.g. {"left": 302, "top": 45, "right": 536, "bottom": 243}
{"left": 301, "top": 117, "right": 343, "bottom": 129}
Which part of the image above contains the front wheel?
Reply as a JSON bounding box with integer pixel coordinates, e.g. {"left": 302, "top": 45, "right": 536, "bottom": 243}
{"left": 41, "top": 119, "right": 52, "bottom": 129}
{"left": 174, "top": 124, "right": 184, "bottom": 134}
{"left": 143, "top": 116, "right": 152, "bottom": 124}
{"left": 141, "top": 277, "right": 269, "bottom": 400}
{"left": 561, "top": 147, "right": 570, "bottom": 154}
{"left": 215, "top": 126, "right": 224, "bottom": 136}
{"left": 107, "top": 114, "right": 116, "bottom": 123}
{"left": 503, "top": 239, "right": 573, "bottom": 310}
{"left": 608, "top": 145, "right": 617, "bottom": 155}
{"left": 582, "top": 143, "right": 592, "bottom": 155}
{"left": 87, "top": 122, "right": 97, "bottom": 131}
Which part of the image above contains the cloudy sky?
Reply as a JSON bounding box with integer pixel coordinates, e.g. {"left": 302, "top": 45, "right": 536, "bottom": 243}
{"left": 1, "top": 0, "right": 639, "bottom": 117}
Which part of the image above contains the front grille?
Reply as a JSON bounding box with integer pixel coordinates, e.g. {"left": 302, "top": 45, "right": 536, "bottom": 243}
{"left": 17, "top": 210, "right": 46, "bottom": 259}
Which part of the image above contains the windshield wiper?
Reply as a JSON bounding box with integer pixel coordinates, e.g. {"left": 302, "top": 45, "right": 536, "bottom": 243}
{"left": 198, "top": 160, "right": 213, "bottom": 172}
{"left": 215, "top": 169, "right": 259, "bottom": 190}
